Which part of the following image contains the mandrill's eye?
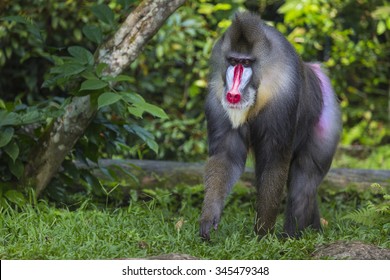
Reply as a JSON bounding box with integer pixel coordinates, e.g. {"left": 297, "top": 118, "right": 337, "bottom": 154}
{"left": 227, "top": 57, "right": 238, "bottom": 66}
{"left": 227, "top": 56, "right": 255, "bottom": 67}
{"left": 242, "top": 59, "right": 251, "bottom": 67}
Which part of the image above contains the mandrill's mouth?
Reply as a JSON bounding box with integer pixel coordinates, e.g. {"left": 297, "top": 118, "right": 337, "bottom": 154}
{"left": 221, "top": 86, "right": 256, "bottom": 128}
{"left": 222, "top": 88, "right": 256, "bottom": 111}
{"left": 225, "top": 102, "right": 249, "bottom": 110}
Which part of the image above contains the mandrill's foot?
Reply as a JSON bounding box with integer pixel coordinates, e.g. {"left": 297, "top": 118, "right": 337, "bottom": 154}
{"left": 199, "top": 217, "right": 219, "bottom": 241}
{"left": 199, "top": 203, "right": 222, "bottom": 241}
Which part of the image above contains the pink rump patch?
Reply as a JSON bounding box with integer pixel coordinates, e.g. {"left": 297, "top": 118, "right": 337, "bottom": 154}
{"left": 308, "top": 63, "right": 334, "bottom": 138}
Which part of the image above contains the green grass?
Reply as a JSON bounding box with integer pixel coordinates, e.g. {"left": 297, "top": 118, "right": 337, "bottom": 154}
{"left": 1, "top": 184, "right": 389, "bottom": 260}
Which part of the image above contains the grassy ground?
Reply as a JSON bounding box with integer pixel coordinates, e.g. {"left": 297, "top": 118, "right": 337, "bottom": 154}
{"left": 1, "top": 182, "right": 389, "bottom": 259}
{"left": 1, "top": 146, "right": 389, "bottom": 259}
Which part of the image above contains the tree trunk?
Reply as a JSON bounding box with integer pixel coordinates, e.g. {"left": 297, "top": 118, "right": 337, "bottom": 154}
{"left": 21, "top": 0, "right": 186, "bottom": 196}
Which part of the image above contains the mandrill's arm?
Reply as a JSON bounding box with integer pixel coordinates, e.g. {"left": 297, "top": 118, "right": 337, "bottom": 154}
{"left": 199, "top": 93, "right": 249, "bottom": 241}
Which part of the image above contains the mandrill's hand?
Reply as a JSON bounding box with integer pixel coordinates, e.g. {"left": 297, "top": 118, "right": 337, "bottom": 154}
{"left": 199, "top": 203, "right": 221, "bottom": 241}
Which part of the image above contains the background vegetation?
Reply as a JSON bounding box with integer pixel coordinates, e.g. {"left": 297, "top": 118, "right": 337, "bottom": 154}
{"left": 0, "top": 0, "right": 389, "bottom": 259}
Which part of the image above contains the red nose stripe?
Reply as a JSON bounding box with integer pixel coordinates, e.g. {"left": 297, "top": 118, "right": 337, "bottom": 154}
{"left": 227, "top": 64, "right": 243, "bottom": 104}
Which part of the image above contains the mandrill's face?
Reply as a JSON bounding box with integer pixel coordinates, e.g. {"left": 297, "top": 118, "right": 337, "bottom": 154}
{"left": 223, "top": 55, "right": 256, "bottom": 111}
{"left": 218, "top": 47, "right": 261, "bottom": 128}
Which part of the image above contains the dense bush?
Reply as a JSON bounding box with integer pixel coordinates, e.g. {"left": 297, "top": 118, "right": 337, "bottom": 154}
{"left": 277, "top": 0, "right": 390, "bottom": 146}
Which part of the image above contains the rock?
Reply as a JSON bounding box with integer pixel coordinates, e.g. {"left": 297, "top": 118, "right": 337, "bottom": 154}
{"left": 120, "top": 253, "right": 199, "bottom": 260}
{"left": 147, "top": 253, "right": 199, "bottom": 260}
{"left": 313, "top": 241, "right": 390, "bottom": 260}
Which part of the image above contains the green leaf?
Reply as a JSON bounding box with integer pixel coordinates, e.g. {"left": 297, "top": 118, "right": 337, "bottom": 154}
{"left": 95, "top": 63, "right": 108, "bottom": 77}
{"left": 122, "top": 92, "right": 145, "bottom": 104}
{"left": 125, "top": 124, "right": 153, "bottom": 141}
{"left": 82, "top": 25, "right": 103, "bottom": 44}
{"left": 0, "top": 111, "right": 20, "bottom": 127}
{"left": 124, "top": 124, "right": 158, "bottom": 154}
{"left": 134, "top": 102, "right": 169, "bottom": 119}
{"left": 156, "top": 45, "right": 164, "bottom": 59}
{"left": 121, "top": 92, "right": 168, "bottom": 119}
{"left": 79, "top": 79, "right": 108, "bottom": 91}
{"left": 198, "top": 3, "right": 215, "bottom": 15}
{"left": 1, "top": 16, "right": 44, "bottom": 42}
{"left": 68, "top": 46, "right": 94, "bottom": 65}
{"left": 214, "top": 3, "right": 232, "bottom": 11}
{"left": 51, "top": 63, "right": 86, "bottom": 77}
{"left": 125, "top": 124, "right": 158, "bottom": 153}
{"left": 42, "top": 75, "right": 64, "bottom": 88}
{"left": 20, "top": 111, "right": 42, "bottom": 125}
{"left": 377, "top": 21, "right": 386, "bottom": 35}
{"left": 103, "top": 75, "right": 134, "bottom": 83}
{"left": 4, "top": 190, "right": 26, "bottom": 207}
{"left": 97, "top": 92, "right": 123, "bottom": 109}
{"left": 145, "top": 138, "right": 159, "bottom": 154}
{"left": 92, "top": 4, "right": 115, "bottom": 25}
{"left": 8, "top": 159, "right": 24, "bottom": 179}
{"left": 81, "top": 70, "right": 98, "bottom": 80}
{"left": 4, "top": 141, "right": 19, "bottom": 163}
{"left": 127, "top": 106, "right": 144, "bottom": 118}
{"left": 26, "top": 24, "right": 44, "bottom": 43}
{"left": 0, "top": 15, "right": 29, "bottom": 24}
{"left": 112, "top": 164, "right": 139, "bottom": 183}
{"left": 0, "top": 127, "right": 14, "bottom": 148}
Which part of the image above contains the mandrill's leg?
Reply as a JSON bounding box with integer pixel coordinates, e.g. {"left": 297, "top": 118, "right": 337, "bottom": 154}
{"left": 200, "top": 151, "right": 246, "bottom": 240}
{"left": 284, "top": 138, "right": 337, "bottom": 237}
{"left": 253, "top": 146, "right": 291, "bottom": 237}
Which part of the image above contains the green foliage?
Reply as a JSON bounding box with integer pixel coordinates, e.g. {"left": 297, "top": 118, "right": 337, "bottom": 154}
{"left": 343, "top": 184, "right": 390, "bottom": 233}
{"left": 333, "top": 145, "right": 390, "bottom": 169}
{"left": 277, "top": 0, "right": 390, "bottom": 146}
{"left": 0, "top": 1, "right": 167, "bottom": 195}
{"left": 0, "top": 99, "right": 65, "bottom": 181}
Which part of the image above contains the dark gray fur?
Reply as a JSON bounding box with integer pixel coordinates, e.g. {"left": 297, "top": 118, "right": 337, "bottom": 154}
{"left": 200, "top": 12, "right": 341, "bottom": 240}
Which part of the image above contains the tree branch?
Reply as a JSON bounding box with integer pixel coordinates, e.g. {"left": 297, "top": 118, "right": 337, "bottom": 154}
{"left": 21, "top": 0, "right": 186, "bottom": 195}
{"left": 98, "top": 0, "right": 186, "bottom": 76}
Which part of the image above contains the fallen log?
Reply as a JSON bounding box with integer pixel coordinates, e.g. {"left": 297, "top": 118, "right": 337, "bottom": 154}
{"left": 80, "top": 159, "right": 390, "bottom": 190}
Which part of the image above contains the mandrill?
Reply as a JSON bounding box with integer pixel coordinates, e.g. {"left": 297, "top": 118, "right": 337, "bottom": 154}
{"left": 199, "top": 12, "right": 341, "bottom": 241}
